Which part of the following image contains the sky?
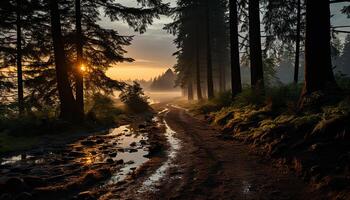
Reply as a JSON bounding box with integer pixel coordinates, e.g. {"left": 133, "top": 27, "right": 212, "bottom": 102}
{"left": 103, "top": 1, "right": 349, "bottom": 81}
{"left": 103, "top": 0, "right": 177, "bottom": 81}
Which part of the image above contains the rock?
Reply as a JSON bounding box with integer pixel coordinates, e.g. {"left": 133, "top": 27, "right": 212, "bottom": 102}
{"left": 116, "top": 159, "right": 124, "bottom": 165}
{"left": 95, "top": 139, "right": 104, "bottom": 144}
{"left": 74, "top": 191, "right": 95, "bottom": 200}
{"left": 129, "top": 149, "right": 138, "bottom": 153}
{"left": 81, "top": 140, "right": 95, "bottom": 146}
{"left": 125, "top": 161, "right": 135, "bottom": 165}
{"left": 130, "top": 142, "right": 137, "bottom": 147}
{"left": 23, "top": 176, "right": 44, "bottom": 188}
{"left": 138, "top": 124, "right": 146, "bottom": 129}
{"left": 106, "top": 158, "right": 114, "bottom": 164}
{"left": 102, "top": 150, "right": 110, "bottom": 155}
{"left": 140, "top": 140, "right": 147, "bottom": 145}
{"left": 14, "top": 192, "right": 32, "bottom": 200}
{"left": 117, "top": 148, "right": 125, "bottom": 152}
{"left": 75, "top": 146, "right": 83, "bottom": 151}
{"left": 109, "top": 152, "right": 117, "bottom": 157}
{"left": 139, "top": 129, "right": 147, "bottom": 133}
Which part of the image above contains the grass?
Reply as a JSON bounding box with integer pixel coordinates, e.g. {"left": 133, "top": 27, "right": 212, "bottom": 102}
{"left": 0, "top": 131, "right": 39, "bottom": 154}
{"left": 185, "top": 82, "right": 350, "bottom": 197}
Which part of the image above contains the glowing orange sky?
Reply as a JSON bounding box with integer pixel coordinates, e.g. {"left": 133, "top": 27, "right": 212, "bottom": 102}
{"left": 103, "top": 1, "right": 349, "bottom": 81}
{"left": 103, "top": 0, "right": 177, "bottom": 81}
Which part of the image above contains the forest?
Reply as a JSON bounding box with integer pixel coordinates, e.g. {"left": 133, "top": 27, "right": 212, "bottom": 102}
{"left": 0, "top": 0, "right": 350, "bottom": 200}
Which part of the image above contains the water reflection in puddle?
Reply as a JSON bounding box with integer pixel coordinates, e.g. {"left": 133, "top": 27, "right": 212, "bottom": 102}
{"left": 140, "top": 109, "right": 182, "bottom": 192}
{"left": 107, "top": 125, "right": 149, "bottom": 184}
{"left": 0, "top": 154, "right": 33, "bottom": 165}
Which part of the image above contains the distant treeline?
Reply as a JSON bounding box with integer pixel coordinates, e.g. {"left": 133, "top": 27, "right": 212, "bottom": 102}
{"left": 150, "top": 69, "right": 178, "bottom": 91}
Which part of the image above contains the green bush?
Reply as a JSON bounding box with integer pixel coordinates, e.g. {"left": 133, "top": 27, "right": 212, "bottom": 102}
{"left": 232, "top": 88, "right": 265, "bottom": 107}
{"left": 191, "top": 91, "right": 233, "bottom": 114}
{"left": 119, "top": 82, "right": 151, "bottom": 113}
{"left": 85, "top": 93, "right": 123, "bottom": 125}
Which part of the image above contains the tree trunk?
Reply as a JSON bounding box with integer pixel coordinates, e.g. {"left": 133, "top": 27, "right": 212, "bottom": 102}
{"left": 75, "top": 0, "right": 84, "bottom": 121}
{"left": 301, "top": 0, "right": 337, "bottom": 96}
{"left": 294, "top": 0, "right": 301, "bottom": 84}
{"left": 195, "top": 21, "right": 203, "bottom": 101}
{"left": 188, "top": 81, "right": 194, "bottom": 101}
{"left": 49, "top": 0, "right": 79, "bottom": 122}
{"left": 229, "top": 0, "right": 242, "bottom": 97}
{"left": 206, "top": 0, "right": 214, "bottom": 99}
{"left": 219, "top": 61, "right": 226, "bottom": 93}
{"left": 248, "top": 0, "right": 264, "bottom": 91}
{"left": 16, "top": 0, "right": 24, "bottom": 115}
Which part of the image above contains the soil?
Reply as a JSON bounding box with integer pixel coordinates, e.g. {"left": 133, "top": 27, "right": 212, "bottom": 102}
{"left": 0, "top": 105, "right": 327, "bottom": 200}
{"left": 99, "top": 106, "right": 324, "bottom": 200}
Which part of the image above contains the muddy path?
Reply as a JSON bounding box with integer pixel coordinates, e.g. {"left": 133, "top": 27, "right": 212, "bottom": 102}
{"left": 138, "top": 106, "right": 323, "bottom": 200}
{"left": 1, "top": 106, "right": 325, "bottom": 200}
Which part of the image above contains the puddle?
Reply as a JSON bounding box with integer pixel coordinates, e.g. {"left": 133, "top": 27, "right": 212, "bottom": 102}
{"left": 0, "top": 154, "right": 34, "bottom": 165}
{"left": 1, "top": 124, "right": 151, "bottom": 187}
{"left": 106, "top": 125, "right": 149, "bottom": 184}
{"left": 140, "top": 109, "right": 182, "bottom": 192}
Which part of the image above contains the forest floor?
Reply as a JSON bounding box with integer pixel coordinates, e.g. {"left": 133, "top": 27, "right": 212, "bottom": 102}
{"left": 0, "top": 103, "right": 347, "bottom": 200}
{"left": 96, "top": 105, "right": 324, "bottom": 200}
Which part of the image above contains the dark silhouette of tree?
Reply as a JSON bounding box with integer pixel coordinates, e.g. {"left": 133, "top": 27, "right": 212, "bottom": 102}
{"left": 75, "top": 0, "right": 84, "bottom": 120}
{"left": 166, "top": 0, "right": 228, "bottom": 100}
{"left": 249, "top": 0, "right": 264, "bottom": 91}
{"left": 229, "top": 0, "right": 242, "bottom": 97}
{"left": 206, "top": 0, "right": 214, "bottom": 99}
{"left": 49, "top": 0, "right": 80, "bottom": 121}
{"left": 195, "top": 18, "right": 203, "bottom": 100}
{"left": 300, "top": 0, "right": 338, "bottom": 99}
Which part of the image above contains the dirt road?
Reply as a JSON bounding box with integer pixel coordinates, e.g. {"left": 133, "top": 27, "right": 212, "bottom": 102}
{"left": 143, "top": 106, "right": 321, "bottom": 200}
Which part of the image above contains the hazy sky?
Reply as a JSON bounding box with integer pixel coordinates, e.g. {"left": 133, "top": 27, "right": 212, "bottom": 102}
{"left": 103, "top": 0, "right": 177, "bottom": 81}
{"left": 103, "top": 1, "right": 349, "bottom": 81}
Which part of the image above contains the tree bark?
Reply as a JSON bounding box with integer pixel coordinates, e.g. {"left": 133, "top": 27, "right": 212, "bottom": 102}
{"left": 49, "top": 0, "right": 79, "bottom": 122}
{"left": 301, "top": 0, "right": 337, "bottom": 96}
{"left": 16, "top": 0, "right": 24, "bottom": 115}
{"left": 248, "top": 0, "right": 264, "bottom": 91}
{"left": 206, "top": 0, "right": 214, "bottom": 99}
{"left": 75, "top": 0, "right": 84, "bottom": 121}
{"left": 294, "top": 0, "right": 301, "bottom": 84}
{"left": 195, "top": 21, "right": 203, "bottom": 101}
{"left": 229, "top": 0, "right": 242, "bottom": 98}
{"left": 219, "top": 61, "right": 226, "bottom": 93}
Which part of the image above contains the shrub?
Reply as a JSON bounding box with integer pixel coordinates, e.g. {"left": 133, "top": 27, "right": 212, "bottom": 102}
{"left": 85, "top": 93, "right": 123, "bottom": 125}
{"left": 119, "top": 82, "right": 151, "bottom": 113}
{"left": 191, "top": 91, "right": 233, "bottom": 114}
{"left": 233, "top": 88, "right": 264, "bottom": 107}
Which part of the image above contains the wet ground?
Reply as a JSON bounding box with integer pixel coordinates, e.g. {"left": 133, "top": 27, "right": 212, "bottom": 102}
{"left": 0, "top": 114, "right": 169, "bottom": 200}
{"left": 1, "top": 105, "right": 324, "bottom": 200}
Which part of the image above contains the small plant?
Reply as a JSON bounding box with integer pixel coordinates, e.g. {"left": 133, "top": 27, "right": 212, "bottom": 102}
{"left": 85, "top": 93, "right": 123, "bottom": 124}
{"left": 119, "top": 82, "right": 151, "bottom": 113}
